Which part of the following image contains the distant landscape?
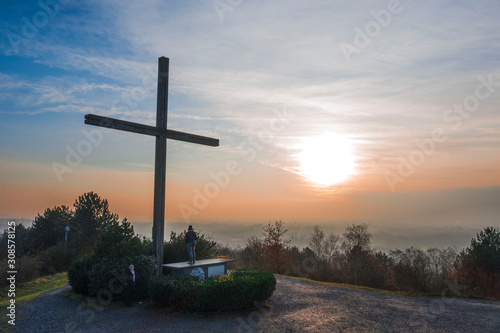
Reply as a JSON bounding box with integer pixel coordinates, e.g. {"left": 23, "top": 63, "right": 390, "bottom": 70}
{"left": 1, "top": 192, "right": 498, "bottom": 306}
{"left": 1, "top": 218, "right": 490, "bottom": 253}
{"left": 127, "top": 221, "right": 497, "bottom": 253}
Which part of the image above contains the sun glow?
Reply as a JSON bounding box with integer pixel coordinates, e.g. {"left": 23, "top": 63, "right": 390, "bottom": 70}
{"left": 295, "top": 133, "right": 356, "bottom": 187}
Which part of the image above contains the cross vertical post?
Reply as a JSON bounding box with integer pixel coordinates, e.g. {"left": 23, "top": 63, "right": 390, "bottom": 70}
{"left": 83, "top": 56, "right": 219, "bottom": 278}
{"left": 153, "top": 57, "right": 169, "bottom": 277}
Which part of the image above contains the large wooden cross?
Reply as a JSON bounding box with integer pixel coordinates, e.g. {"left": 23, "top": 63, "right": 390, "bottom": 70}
{"left": 84, "top": 56, "right": 219, "bottom": 277}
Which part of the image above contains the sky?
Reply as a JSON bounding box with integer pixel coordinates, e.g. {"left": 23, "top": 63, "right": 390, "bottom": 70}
{"left": 1, "top": 0, "right": 499, "bottom": 239}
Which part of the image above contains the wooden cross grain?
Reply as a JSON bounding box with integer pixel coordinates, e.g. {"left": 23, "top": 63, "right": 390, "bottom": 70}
{"left": 84, "top": 57, "right": 219, "bottom": 277}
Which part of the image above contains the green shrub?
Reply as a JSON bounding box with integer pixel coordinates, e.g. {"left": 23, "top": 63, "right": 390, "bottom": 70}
{"left": 68, "top": 253, "right": 96, "bottom": 295}
{"left": 39, "top": 243, "right": 78, "bottom": 275}
{"left": 13, "top": 255, "right": 44, "bottom": 284}
{"left": 68, "top": 218, "right": 156, "bottom": 299}
{"left": 148, "top": 275, "right": 203, "bottom": 310}
{"left": 163, "top": 231, "right": 217, "bottom": 264}
{"left": 87, "top": 255, "right": 156, "bottom": 302}
{"left": 227, "top": 270, "right": 276, "bottom": 308}
{"left": 198, "top": 274, "right": 250, "bottom": 312}
{"left": 93, "top": 219, "right": 148, "bottom": 260}
{"left": 148, "top": 269, "right": 276, "bottom": 312}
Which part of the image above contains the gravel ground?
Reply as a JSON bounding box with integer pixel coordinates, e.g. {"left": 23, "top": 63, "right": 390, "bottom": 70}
{"left": 11, "top": 275, "right": 500, "bottom": 333}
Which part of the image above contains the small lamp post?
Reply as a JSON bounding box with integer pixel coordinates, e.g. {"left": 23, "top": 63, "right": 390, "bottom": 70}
{"left": 65, "top": 226, "right": 70, "bottom": 254}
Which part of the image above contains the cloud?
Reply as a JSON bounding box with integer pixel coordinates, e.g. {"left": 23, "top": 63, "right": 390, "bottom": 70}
{"left": 1, "top": 0, "right": 500, "bottom": 216}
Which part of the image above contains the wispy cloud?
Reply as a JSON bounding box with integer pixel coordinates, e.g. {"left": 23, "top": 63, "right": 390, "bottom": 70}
{"left": 1, "top": 0, "right": 500, "bottom": 220}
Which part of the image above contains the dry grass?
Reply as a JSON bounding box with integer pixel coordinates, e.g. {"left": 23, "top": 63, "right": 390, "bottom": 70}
{"left": 0, "top": 272, "right": 68, "bottom": 308}
{"left": 276, "top": 274, "right": 428, "bottom": 298}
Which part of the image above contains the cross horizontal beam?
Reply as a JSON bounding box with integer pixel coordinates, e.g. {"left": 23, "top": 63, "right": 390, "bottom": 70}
{"left": 84, "top": 114, "right": 219, "bottom": 147}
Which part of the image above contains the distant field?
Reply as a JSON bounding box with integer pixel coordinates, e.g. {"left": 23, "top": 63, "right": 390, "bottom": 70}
{"left": 0, "top": 218, "right": 487, "bottom": 252}
{"left": 130, "top": 221, "right": 482, "bottom": 252}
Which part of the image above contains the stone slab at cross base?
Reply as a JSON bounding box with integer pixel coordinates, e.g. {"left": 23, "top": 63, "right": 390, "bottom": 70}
{"left": 162, "top": 258, "right": 235, "bottom": 280}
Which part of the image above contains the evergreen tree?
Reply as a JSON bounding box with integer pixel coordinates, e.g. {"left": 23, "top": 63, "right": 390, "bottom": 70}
{"left": 462, "top": 226, "right": 500, "bottom": 275}
{"left": 457, "top": 226, "right": 500, "bottom": 297}
{"left": 71, "top": 192, "right": 119, "bottom": 246}
{"left": 31, "top": 205, "right": 73, "bottom": 252}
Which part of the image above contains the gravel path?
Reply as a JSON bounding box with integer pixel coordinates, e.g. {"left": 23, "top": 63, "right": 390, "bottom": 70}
{"left": 12, "top": 276, "right": 500, "bottom": 332}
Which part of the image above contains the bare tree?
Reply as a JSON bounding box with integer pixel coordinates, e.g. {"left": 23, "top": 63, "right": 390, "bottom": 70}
{"left": 324, "top": 233, "right": 341, "bottom": 265}
{"left": 342, "top": 223, "right": 371, "bottom": 252}
{"left": 262, "top": 220, "right": 293, "bottom": 274}
{"left": 342, "top": 223, "right": 372, "bottom": 285}
{"left": 240, "top": 236, "right": 264, "bottom": 270}
{"left": 390, "top": 247, "right": 431, "bottom": 292}
{"left": 309, "top": 225, "right": 325, "bottom": 259}
{"left": 427, "top": 247, "right": 457, "bottom": 293}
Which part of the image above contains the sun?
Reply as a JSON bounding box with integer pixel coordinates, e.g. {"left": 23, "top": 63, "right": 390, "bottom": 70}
{"left": 294, "top": 133, "right": 356, "bottom": 187}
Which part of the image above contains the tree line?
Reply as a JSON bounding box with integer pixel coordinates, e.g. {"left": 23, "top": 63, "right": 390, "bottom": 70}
{"left": 0, "top": 192, "right": 217, "bottom": 288}
{"left": 2, "top": 193, "right": 498, "bottom": 299}
{"left": 228, "top": 220, "right": 499, "bottom": 299}
{"left": 0, "top": 192, "right": 151, "bottom": 286}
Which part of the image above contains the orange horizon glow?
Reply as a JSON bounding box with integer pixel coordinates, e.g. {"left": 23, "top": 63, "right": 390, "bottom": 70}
{"left": 2, "top": 152, "right": 500, "bottom": 229}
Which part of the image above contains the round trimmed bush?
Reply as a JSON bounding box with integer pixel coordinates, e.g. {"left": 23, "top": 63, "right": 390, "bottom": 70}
{"left": 148, "top": 275, "right": 203, "bottom": 310}
{"left": 88, "top": 255, "right": 156, "bottom": 302}
{"left": 231, "top": 269, "right": 276, "bottom": 303}
{"left": 148, "top": 269, "right": 276, "bottom": 312}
